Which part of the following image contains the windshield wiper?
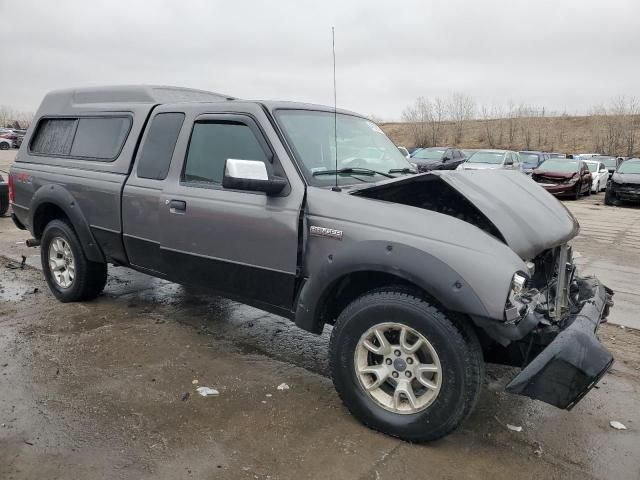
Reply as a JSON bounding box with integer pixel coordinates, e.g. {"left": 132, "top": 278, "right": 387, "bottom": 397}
{"left": 312, "top": 167, "right": 394, "bottom": 179}
{"left": 388, "top": 168, "right": 417, "bottom": 174}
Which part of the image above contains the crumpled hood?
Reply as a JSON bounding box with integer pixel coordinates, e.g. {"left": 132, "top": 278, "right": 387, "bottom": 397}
{"left": 612, "top": 173, "right": 640, "bottom": 185}
{"left": 532, "top": 170, "right": 577, "bottom": 181}
{"left": 352, "top": 170, "right": 579, "bottom": 260}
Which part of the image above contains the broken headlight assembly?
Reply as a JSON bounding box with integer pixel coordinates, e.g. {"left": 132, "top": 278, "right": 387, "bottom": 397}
{"left": 504, "top": 272, "right": 538, "bottom": 323}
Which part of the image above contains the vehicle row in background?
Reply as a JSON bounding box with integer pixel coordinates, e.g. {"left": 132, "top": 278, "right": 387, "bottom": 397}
{"left": 456, "top": 149, "right": 521, "bottom": 171}
{"left": 0, "top": 128, "right": 25, "bottom": 148}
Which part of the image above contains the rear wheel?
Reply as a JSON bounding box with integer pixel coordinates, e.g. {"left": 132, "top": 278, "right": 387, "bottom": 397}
{"left": 41, "top": 219, "right": 107, "bottom": 302}
{"left": 0, "top": 142, "right": 9, "bottom": 150}
{"left": 329, "top": 288, "right": 484, "bottom": 442}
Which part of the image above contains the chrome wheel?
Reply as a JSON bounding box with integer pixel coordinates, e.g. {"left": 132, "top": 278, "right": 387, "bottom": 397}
{"left": 48, "top": 236, "right": 75, "bottom": 288}
{"left": 354, "top": 322, "right": 442, "bottom": 414}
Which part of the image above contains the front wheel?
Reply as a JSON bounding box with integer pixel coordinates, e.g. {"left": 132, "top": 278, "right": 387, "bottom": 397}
{"left": 41, "top": 219, "right": 108, "bottom": 302}
{"left": 329, "top": 289, "right": 484, "bottom": 442}
{"left": 586, "top": 182, "right": 592, "bottom": 196}
{"left": 0, "top": 190, "right": 8, "bottom": 216}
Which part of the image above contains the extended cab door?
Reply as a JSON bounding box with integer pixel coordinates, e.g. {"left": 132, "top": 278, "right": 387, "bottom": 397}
{"left": 123, "top": 108, "right": 186, "bottom": 272}
{"left": 158, "top": 103, "right": 304, "bottom": 314}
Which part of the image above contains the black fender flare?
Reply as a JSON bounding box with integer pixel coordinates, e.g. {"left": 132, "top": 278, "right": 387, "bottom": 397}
{"left": 294, "top": 240, "right": 490, "bottom": 333}
{"left": 29, "top": 184, "right": 105, "bottom": 263}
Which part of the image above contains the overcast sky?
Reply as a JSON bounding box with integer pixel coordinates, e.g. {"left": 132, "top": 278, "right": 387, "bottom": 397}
{"left": 1, "top": 0, "right": 639, "bottom": 120}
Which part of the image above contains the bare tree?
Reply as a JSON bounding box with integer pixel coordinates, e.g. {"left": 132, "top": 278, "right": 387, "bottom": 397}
{"left": 448, "top": 93, "right": 475, "bottom": 144}
{"left": 401, "top": 97, "right": 431, "bottom": 147}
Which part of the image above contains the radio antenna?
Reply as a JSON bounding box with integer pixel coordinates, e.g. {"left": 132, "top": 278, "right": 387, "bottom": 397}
{"left": 331, "top": 26, "right": 341, "bottom": 192}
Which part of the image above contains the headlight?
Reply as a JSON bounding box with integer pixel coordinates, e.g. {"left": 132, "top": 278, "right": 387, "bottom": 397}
{"left": 505, "top": 272, "right": 528, "bottom": 322}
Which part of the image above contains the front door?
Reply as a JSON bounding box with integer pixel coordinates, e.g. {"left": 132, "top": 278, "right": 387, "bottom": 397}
{"left": 159, "top": 105, "right": 304, "bottom": 314}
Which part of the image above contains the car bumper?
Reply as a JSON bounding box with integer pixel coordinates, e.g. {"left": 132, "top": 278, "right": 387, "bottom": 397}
{"left": 614, "top": 189, "right": 640, "bottom": 202}
{"left": 505, "top": 276, "right": 614, "bottom": 409}
{"left": 537, "top": 182, "right": 577, "bottom": 196}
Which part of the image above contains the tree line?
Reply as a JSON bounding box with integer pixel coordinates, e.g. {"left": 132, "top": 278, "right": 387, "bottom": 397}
{"left": 0, "top": 106, "right": 33, "bottom": 129}
{"left": 399, "top": 94, "right": 640, "bottom": 156}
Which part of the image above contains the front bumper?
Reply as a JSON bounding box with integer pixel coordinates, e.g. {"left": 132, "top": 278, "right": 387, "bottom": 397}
{"left": 612, "top": 188, "right": 640, "bottom": 202}
{"left": 505, "top": 276, "right": 614, "bottom": 409}
{"left": 538, "top": 181, "right": 578, "bottom": 196}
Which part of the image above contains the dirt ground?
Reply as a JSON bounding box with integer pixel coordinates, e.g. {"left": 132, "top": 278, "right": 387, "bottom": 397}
{"left": 1, "top": 149, "right": 639, "bottom": 479}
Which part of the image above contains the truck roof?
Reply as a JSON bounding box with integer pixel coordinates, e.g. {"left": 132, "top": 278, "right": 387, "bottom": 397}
{"left": 39, "top": 85, "right": 235, "bottom": 111}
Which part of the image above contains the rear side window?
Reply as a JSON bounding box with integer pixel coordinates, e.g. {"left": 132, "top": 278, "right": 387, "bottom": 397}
{"left": 183, "top": 122, "right": 269, "bottom": 185}
{"left": 30, "top": 116, "right": 131, "bottom": 161}
{"left": 137, "top": 113, "right": 185, "bottom": 180}
{"left": 30, "top": 118, "right": 76, "bottom": 155}
{"left": 70, "top": 117, "right": 131, "bottom": 159}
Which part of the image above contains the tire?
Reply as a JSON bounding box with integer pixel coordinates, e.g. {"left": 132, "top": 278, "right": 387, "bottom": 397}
{"left": 573, "top": 182, "right": 581, "bottom": 200}
{"left": 329, "top": 288, "right": 484, "bottom": 442}
{"left": 604, "top": 190, "right": 620, "bottom": 206}
{"left": 586, "top": 182, "right": 592, "bottom": 196}
{"left": 0, "top": 190, "right": 8, "bottom": 216}
{"left": 0, "top": 142, "right": 9, "bottom": 150}
{"left": 41, "top": 219, "right": 107, "bottom": 302}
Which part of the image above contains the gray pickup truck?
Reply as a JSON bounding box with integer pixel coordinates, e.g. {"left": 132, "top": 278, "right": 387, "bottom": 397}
{"left": 9, "top": 86, "right": 613, "bottom": 442}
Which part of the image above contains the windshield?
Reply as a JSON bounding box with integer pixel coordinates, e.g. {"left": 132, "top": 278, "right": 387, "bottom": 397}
{"left": 519, "top": 153, "right": 541, "bottom": 166}
{"left": 412, "top": 148, "right": 445, "bottom": 160}
{"left": 539, "top": 159, "right": 579, "bottom": 172}
{"left": 618, "top": 160, "right": 640, "bottom": 174}
{"left": 599, "top": 157, "right": 618, "bottom": 168}
{"left": 275, "top": 110, "right": 413, "bottom": 186}
{"left": 585, "top": 162, "right": 599, "bottom": 173}
{"left": 467, "top": 152, "right": 504, "bottom": 164}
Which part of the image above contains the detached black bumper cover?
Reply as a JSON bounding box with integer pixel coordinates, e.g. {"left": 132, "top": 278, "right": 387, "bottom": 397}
{"left": 505, "top": 277, "right": 614, "bottom": 410}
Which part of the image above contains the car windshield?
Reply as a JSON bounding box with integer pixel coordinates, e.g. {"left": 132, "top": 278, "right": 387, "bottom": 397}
{"left": 520, "top": 153, "right": 540, "bottom": 166}
{"left": 599, "top": 157, "right": 618, "bottom": 168}
{"left": 467, "top": 152, "right": 504, "bottom": 164}
{"left": 618, "top": 160, "right": 640, "bottom": 174}
{"left": 275, "top": 110, "right": 414, "bottom": 186}
{"left": 585, "top": 162, "right": 598, "bottom": 173}
{"left": 412, "top": 148, "right": 445, "bottom": 160}
{"left": 539, "top": 159, "right": 579, "bottom": 172}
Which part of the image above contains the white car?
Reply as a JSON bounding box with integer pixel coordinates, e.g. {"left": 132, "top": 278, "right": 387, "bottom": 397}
{"left": 456, "top": 149, "right": 521, "bottom": 171}
{"left": 0, "top": 137, "right": 13, "bottom": 150}
{"left": 396, "top": 145, "right": 410, "bottom": 158}
{"left": 585, "top": 160, "right": 608, "bottom": 192}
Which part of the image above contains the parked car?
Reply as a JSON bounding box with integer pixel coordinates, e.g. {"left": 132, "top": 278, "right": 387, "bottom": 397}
{"left": 410, "top": 147, "right": 466, "bottom": 171}
{"left": 584, "top": 160, "right": 608, "bottom": 193}
{"left": 531, "top": 159, "right": 592, "bottom": 199}
{"left": 0, "top": 130, "right": 23, "bottom": 148}
{"left": 456, "top": 149, "right": 521, "bottom": 171}
{"left": 0, "top": 174, "right": 8, "bottom": 215}
{"left": 605, "top": 158, "right": 640, "bottom": 206}
{"left": 548, "top": 152, "right": 566, "bottom": 159}
{"left": 595, "top": 155, "right": 623, "bottom": 179}
{"left": 9, "top": 85, "right": 614, "bottom": 442}
{"left": 396, "top": 146, "right": 410, "bottom": 158}
{"left": 0, "top": 137, "right": 13, "bottom": 150}
{"left": 519, "top": 151, "right": 550, "bottom": 175}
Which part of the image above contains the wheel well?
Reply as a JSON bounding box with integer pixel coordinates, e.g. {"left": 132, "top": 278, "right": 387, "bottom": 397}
{"left": 319, "top": 271, "right": 425, "bottom": 325}
{"left": 33, "top": 203, "right": 70, "bottom": 239}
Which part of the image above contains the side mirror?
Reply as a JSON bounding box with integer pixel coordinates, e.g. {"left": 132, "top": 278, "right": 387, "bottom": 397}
{"left": 599, "top": 168, "right": 607, "bottom": 173}
{"left": 442, "top": 156, "right": 450, "bottom": 162}
{"left": 222, "top": 159, "right": 287, "bottom": 196}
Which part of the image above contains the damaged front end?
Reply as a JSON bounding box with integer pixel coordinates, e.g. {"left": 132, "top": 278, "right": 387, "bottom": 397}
{"left": 495, "top": 244, "right": 614, "bottom": 409}
{"left": 351, "top": 171, "right": 614, "bottom": 410}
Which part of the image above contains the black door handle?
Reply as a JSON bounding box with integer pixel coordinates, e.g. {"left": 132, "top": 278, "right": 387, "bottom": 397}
{"left": 169, "top": 200, "right": 186, "bottom": 211}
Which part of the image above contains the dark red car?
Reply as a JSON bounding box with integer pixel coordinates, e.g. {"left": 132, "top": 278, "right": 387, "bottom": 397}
{"left": 531, "top": 159, "right": 592, "bottom": 199}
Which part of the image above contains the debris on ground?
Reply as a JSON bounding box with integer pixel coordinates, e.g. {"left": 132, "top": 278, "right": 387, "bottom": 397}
{"left": 506, "top": 424, "right": 523, "bottom": 432}
{"left": 191, "top": 379, "right": 199, "bottom": 385}
{"left": 277, "top": 383, "right": 290, "bottom": 391}
{"left": 196, "top": 386, "right": 219, "bottom": 397}
{"left": 265, "top": 394, "right": 272, "bottom": 397}
{"left": 610, "top": 421, "right": 627, "bottom": 430}
{"left": 180, "top": 392, "right": 190, "bottom": 402}
{"left": 20, "top": 255, "right": 26, "bottom": 269}
{"left": 533, "top": 442, "right": 543, "bottom": 456}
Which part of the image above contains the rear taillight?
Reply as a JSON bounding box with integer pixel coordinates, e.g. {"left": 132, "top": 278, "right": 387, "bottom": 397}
{"left": 8, "top": 174, "right": 14, "bottom": 202}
